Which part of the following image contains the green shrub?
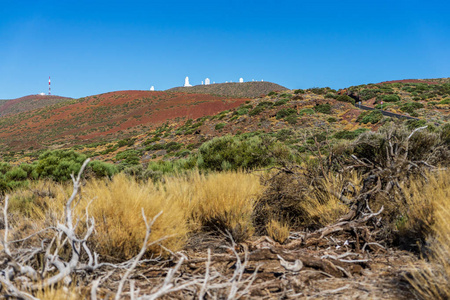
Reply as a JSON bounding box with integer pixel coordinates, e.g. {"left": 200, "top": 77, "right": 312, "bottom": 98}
{"left": 99, "top": 145, "right": 119, "bottom": 155}
{"left": 88, "top": 160, "right": 118, "bottom": 178}
{"left": 357, "top": 110, "right": 383, "bottom": 124}
{"left": 165, "top": 142, "right": 183, "bottom": 152}
{"left": 359, "top": 89, "right": 379, "bottom": 101}
{"left": 0, "top": 162, "right": 12, "bottom": 174}
{"left": 115, "top": 150, "right": 140, "bottom": 166}
{"left": 268, "top": 91, "right": 278, "bottom": 96}
{"left": 249, "top": 106, "right": 265, "bottom": 116}
{"left": 299, "top": 108, "right": 315, "bottom": 115}
{"left": 404, "top": 119, "right": 427, "bottom": 130}
{"left": 333, "top": 128, "right": 369, "bottom": 140}
{"left": 314, "top": 103, "right": 332, "bottom": 114}
{"left": 145, "top": 143, "right": 165, "bottom": 151}
{"left": 236, "top": 108, "right": 249, "bottom": 115}
{"left": 276, "top": 108, "right": 296, "bottom": 119}
{"left": 293, "top": 89, "right": 305, "bottom": 94}
{"left": 336, "top": 95, "right": 355, "bottom": 105}
{"left": 36, "top": 150, "right": 88, "bottom": 182}
{"left": 196, "top": 135, "right": 291, "bottom": 171}
{"left": 215, "top": 123, "right": 226, "bottom": 130}
{"left": 440, "top": 98, "right": 450, "bottom": 105}
{"left": 117, "top": 138, "right": 136, "bottom": 147}
{"left": 401, "top": 102, "right": 424, "bottom": 114}
{"left": 378, "top": 94, "right": 401, "bottom": 102}
{"left": 324, "top": 93, "right": 337, "bottom": 99}
{"left": 274, "top": 99, "right": 289, "bottom": 106}
{"left": 5, "top": 167, "right": 27, "bottom": 181}
{"left": 308, "top": 87, "right": 333, "bottom": 95}
{"left": 285, "top": 115, "right": 298, "bottom": 125}
{"left": 327, "top": 117, "right": 337, "bottom": 123}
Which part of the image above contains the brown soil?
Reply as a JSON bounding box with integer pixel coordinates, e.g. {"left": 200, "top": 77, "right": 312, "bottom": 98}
{"left": 0, "top": 90, "right": 247, "bottom": 149}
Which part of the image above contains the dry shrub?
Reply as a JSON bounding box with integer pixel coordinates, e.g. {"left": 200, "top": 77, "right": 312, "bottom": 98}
{"left": 254, "top": 171, "right": 310, "bottom": 232}
{"left": 4, "top": 181, "right": 71, "bottom": 248}
{"left": 254, "top": 169, "right": 354, "bottom": 232}
{"left": 403, "top": 170, "right": 450, "bottom": 299}
{"left": 303, "top": 173, "right": 356, "bottom": 226}
{"left": 266, "top": 219, "right": 290, "bottom": 244}
{"left": 83, "top": 174, "right": 189, "bottom": 260}
{"left": 170, "top": 171, "right": 263, "bottom": 242}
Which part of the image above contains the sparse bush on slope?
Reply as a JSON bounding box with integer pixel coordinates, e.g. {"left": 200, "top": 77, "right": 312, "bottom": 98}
{"left": 36, "top": 150, "right": 87, "bottom": 182}
{"left": 196, "top": 135, "right": 291, "bottom": 171}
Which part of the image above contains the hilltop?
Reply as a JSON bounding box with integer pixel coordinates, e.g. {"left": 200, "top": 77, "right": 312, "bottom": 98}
{"left": 0, "top": 94, "right": 72, "bottom": 117}
{"left": 0, "top": 90, "right": 248, "bottom": 150}
{"left": 166, "top": 81, "right": 287, "bottom": 98}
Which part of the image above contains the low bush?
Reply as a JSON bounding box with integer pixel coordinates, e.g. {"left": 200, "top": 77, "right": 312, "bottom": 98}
{"left": 35, "top": 150, "right": 87, "bottom": 182}
{"left": 401, "top": 102, "right": 424, "bottom": 114}
{"left": 276, "top": 108, "right": 296, "bottom": 119}
{"left": 196, "top": 135, "right": 291, "bottom": 171}
{"left": 274, "top": 99, "right": 289, "bottom": 106}
{"left": 333, "top": 128, "right": 369, "bottom": 140}
{"left": 87, "top": 160, "right": 118, "bottom": 178}
{"left": 299, "top": 108, "right": 315, "bottom": 115}
{"left": 336, "top": 94, "right": 355, "bottom": 105}
{"left": 249, "top": 106, "right": 265, "bottom": 116}
{"left": 378, "top": 94, "right": 401, "bottom": 102}
{"left": 327, "top": 117, "right": 337, "bottom": 123}
{"left": 357, "top": 110, "right": 383, "bottom": 124}
{"left": 324, "top": 93, "right": 337, "bottom": 99}
{"left": 116, "top": 138, "right": 135, "bottom": 147}
{"left": 115, "top": 149, "right": 140, "bottom": 166}
{"left": 215, "top": 123, "right": 226, "bottom": 130}
{"left": 314, "top": 103, "right": 332, "bottom": 114}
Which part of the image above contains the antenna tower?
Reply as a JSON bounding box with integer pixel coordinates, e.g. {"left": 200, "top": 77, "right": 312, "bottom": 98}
{"left": 48, "top": 76, "right": 51, "bottom": 95}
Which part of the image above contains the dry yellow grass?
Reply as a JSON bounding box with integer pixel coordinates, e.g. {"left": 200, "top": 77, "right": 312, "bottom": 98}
{"left": 169, "top": 171, "right": 263, "bottom": 242}
{"left": 34, "top": 285, "right": 82, "bottom": 300}
{"left": 266, "top": 219, "right": 290, "bottom": 244}
{"left": 82, "top": 173, "right": 189, "bottom": 259}
{"left": 302, "top": 172, "right": 357, "bottom": 226}
{"left": 403, "top": 170, "right": 450, "bottom": 299}
{"left": 5, "top": 171, "right": 262, "bottom": 259}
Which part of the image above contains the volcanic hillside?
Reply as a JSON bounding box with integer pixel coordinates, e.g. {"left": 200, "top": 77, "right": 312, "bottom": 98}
{"left": 166, "top": 81, "right": 287, "bottom": 98}
{"left": 0, "top": 95, "right": 72, "bottom": 117}
{"left": 0, "top": 90, "right": 248, "bottom": 150}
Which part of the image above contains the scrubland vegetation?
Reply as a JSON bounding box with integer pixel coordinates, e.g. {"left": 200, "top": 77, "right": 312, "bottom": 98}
{"left": 0, "top": 119, "right": 449, "bottom": 299}
{"left": 0, "top": 80, "right": 450, "bottom": 298}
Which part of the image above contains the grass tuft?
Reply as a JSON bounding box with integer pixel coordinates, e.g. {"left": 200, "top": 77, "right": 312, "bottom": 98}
{"left": 403, "top": 170, "right": 450, "bottom": 299}
{"left": 266, "top": 219, "right": 290, "bottom": 244}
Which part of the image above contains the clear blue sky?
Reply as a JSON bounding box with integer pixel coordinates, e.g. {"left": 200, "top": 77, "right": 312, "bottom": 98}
{"left": 1, "top": 0, "right": 449, "bottom": 99}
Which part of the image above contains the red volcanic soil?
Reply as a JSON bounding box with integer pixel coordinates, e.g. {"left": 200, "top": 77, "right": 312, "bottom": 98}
{"left": 0, "top": 90, "right": 248, "bottom": 150}
{"left": 377, "top": 79, "right": 440, "bottom": 85}
{"left": 0, "top": 95, "right": 72, "bottom": 116}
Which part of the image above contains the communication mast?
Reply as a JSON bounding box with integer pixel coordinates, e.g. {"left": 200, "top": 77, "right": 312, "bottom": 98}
{"left": 48, "top": 76, "right": 51, "bottom": 95}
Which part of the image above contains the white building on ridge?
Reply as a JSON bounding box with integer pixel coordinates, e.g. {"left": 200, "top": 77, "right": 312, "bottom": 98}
{"left": 184, "top": 76, "right": 192, "bottom": 87}
{"left": 205, "top": 78, "right": 210, "bottom": 85}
